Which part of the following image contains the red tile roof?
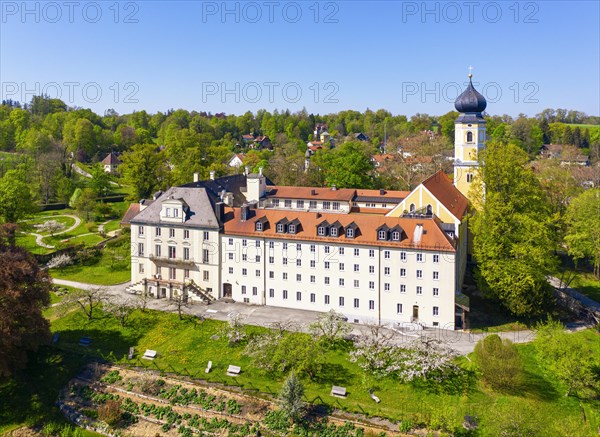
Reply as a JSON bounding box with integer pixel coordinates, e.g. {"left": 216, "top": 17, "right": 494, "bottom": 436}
{"left": 121, "top": 203, "right": 141, "bottom": 225}
{"left": 266, "top": 186, "right": 356, "bottom": 202}
{"left": 421, "top": 171, "right": 468, "bottom": 220}
{"left": 224, "top": 208, "right": 455, "bottom": 252}
{"left": 102, "top": 152, "right": 121, "bottom": 165}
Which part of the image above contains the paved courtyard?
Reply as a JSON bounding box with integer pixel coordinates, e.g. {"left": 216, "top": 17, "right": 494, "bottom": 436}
{"left": 53, "top": 278, "right": 563, "bottom": 355}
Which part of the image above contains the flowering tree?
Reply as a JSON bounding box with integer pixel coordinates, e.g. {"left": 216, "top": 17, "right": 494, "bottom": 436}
{"left": 396, "top": 337, "right": 460, "bottom": 383}
{"left": 349, "top": 324, "right": 401, "bottom": 378}
{"left": 46, "top": 253, "right": 73, "bottom": 269}
{"left": 36, "top": 220, "right": 65, "bottom": 236}
{"left": 309, "top": 309, "right": 352, "bottom": 346}
{"left": 221, "top": 312, "right": 247, "bottom": 345}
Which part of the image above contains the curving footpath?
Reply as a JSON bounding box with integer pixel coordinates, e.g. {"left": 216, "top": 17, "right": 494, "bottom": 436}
{"left": 25, "top": 214, "right": 82, "bottom": 249}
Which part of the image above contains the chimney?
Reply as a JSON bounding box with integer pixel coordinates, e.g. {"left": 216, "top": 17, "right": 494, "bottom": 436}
{"left": 241, "top": 204, "right": 249, "bottom": 222}
{"left": 331, "top": 184, "right": 337, "bottom": 191}
{"left": 209, "top": 171, "right": 215, "bottom": 180}
{"left": 215, "top": 201, "right": 225, "bottom": 222}
{"left": 193, "top": 172, "right": 199, "bottom": 183}
{"left": 311, "top": 189, "right": 317, "bottom": 195}
{"left": 413, "top": 224, "right": 423, "bottom": 246}
{"left": 244, "top": 166, "right": 249, "bottom": 176}
{"left": 380, "top": 189, "right": 385, "bottom": 195}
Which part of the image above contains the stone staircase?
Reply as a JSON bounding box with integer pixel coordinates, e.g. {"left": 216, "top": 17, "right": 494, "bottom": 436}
{"left": 185, "top": 281, "right": 215, "bottom": 304}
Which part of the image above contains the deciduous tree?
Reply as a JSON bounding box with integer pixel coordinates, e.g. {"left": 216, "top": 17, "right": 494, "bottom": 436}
{"left": 120, "top": 144, "right": 168, "bottom": 200}
{"left": 0, "top": 169, "right": 35, "bottom": 223}
{"left": 564, "top": 189, "right": 600, "bottom": 278}
{"left": 473, "top": 334, "right": 522, "bottom": 390}
{"left": 309, "top": 309, "right": 351, "bottom": 347}
{"left": 61, "top": 286, "right": 109, "bottom": 320}
{"left": 0, "top": 224, "right": 51, "bottom": 376}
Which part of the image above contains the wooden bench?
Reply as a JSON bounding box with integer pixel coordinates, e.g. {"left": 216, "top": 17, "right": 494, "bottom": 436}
{"left": 205, "top": 361, "right": 212, "bottom": 373}
{"left": 142, "top": 349, "right": 157, "bottom": 360}
{"left": 226, "top": 365, "right": 241, "bottom": 376}
{"left": 330, "top": 385, "right": 347, "bottom": 398}
{"left": 127, "top": 347, "right": 135, "bottom": 360}
{"left": 79, "top": 337, "right": 91, "bottom": 347}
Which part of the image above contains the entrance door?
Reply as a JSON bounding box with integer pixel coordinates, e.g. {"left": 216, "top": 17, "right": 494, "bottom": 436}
{"left": 223, "top": 283, "right": 232, "bottom": 298}
{"left": 412, "top": 305, "right": 419, "bottom": 322}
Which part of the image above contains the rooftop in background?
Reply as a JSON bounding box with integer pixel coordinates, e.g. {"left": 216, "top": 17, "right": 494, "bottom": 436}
{"left": 421, "top": 171, "right": 469, "bottom": 220}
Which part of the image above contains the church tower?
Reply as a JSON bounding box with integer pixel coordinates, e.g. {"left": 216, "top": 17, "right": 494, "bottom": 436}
{"left": 453, "top": 73, "right": 487, "bottom": 200}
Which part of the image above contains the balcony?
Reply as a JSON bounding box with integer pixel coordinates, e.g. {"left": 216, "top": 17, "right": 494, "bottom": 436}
{"left": 148, "top": 253, "right": 195, "bottom": 267}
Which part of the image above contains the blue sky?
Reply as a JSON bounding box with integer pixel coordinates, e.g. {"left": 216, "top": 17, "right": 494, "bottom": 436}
{"left": 1, "top": 1, "right": 599, "bottom": 117}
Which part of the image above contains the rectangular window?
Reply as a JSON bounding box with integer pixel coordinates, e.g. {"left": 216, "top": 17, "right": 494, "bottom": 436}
{"left": 269, "top": 256, "right": 274, "bottom": 264}
{"left": 228, "top": 253, "right": 234, "bottom": 260}
{"left": 283, "top": 258, "right": 288, "bottom": 265}
{"left": 252, "top": 287, "right": 257, "bottom": 296}
{"left": 433, "top": 306, "right": 439, "bottom": 316}
{"left": 310, "top": 275, "right": 316, "bottom": 283}
{"left": 339, "top": 247, "right": 344, "bottom": 255}
{"left": 241, "top": 285, "right": 246, "bottom": 294}
{"left": 269, "top": 241, "right": 274, "bottom": 249}
{"left": 324, "top": 246, "right": 330, "bottom": 254}
{"left": 339, "top": 296, "right": 345, "bottom": 307}
{"left": 203, "top": 231, "right": 209, "bottom": 240}
{"left": 203, "top": 271, "right": 209, "bottom": 281}
{"left": 369, "top": 281, "right": 375, "bottom": 290}
{"left": 296, "top": 243, "right": 301, "bottom": 251}
{"left": 310, "top": 293, "right": 315, "bottom": 303}
{"left": 242, "top": 239, "right": 248, "bottom": 247}
{"left": 330, "top": 227, "right": 338, "bottom": 237}
{"left": 242, "top": 268, "right": 247, "bottom": 276}
{"left": 166, "top": 208, "right": 171, "bottom": 217}
{"left": 400, "top": 268, "right": 406, "bottom": 277}
{"left": 323, "top": 201, "right": 331, "bottom": 210}
{"left": 369, "top": 300, "right": 375, "bottom": 310}
{"left": 296, "top": 291, "right": 301, "bottom": 301}
{"left": 354, "top": 264, "right": 360, "bottom": 272}
{"left": 400, "top": 284, "right": 406, "bottom": 293}
{"left": 168, "top": 246, "right": 176, "bottom": 259}
{"left": 256, "top": 255, "right": 261, "bottom": 262}
{"left": 269, "top": 271, "right": 274, "bottom": 279}
{"left": 283, "top": 242, "right": 288, "bottom": 250}
{"left": 309, "top": 200, "right": 317, "bottom": 209}
{"left": 269, "top": 288, "right": 274, "bottom": 298}
{"left": 417, "top": 286, "right": 423, "bottom": 295}
{"left": 400, "top": 252, "right": 406, "bottom": 261}
{"left": 169, "top": 267, "right": 176, "bottom": 280}
{"left": 256, "top": 240, "right": 261, "bottom": 247}
{"left": 324, "top": 277, "right": 330, "bottom": 285}
{"left": 228, "top": 238, "right": 233, "bottom": 245}
{"left": 354, "top": 248, "right": 360, "bottom": 256}
{"left": 155, "top": 244, "right": 161, "bottom": 257}
{"left": 325, "top": 261, "right": 330, "bottom": 269}
{"left": 272, "top": 199, "right": 280, "bottom": 207}
{"left": 296, "top": 274, "right": 302, "bottom": 282}
{"left": 283, "top": 272, "right": 288, "bottom": 280}
{"left": 310, "top": 244, "right": 316, "bottom": 253}
{"left": 339, "top": 278, "right": 345, "bottom": 286}
{"left": 138, "top": 226, "right": 144, "bottom": 236}
{"left": 417, "top": 270, "right": 422, "bottom": 278}
{"left": 296, "top": 259, "right": 301, "bottom": 267}
{"left": 184, "top": 269, "right": 189, "bottom": 278}
{"left": 283, "top": 290, "right": 288, "bottom": 299}
{"left": 369, "top": 266, "right": 375, "bottom": 274}
{"left": 155, "top": 227, "right": 161, "bottom": 236}
{"left": 256, "top": 270, "right": 261, "bottom": 277}
{"left": 297, "top": 200, "right": 304, "bottom": 209}
{"left": 354, "top": 279, "right": 359, "bottom": 288}
{"left": 433, "top": 287, "right": 439, "bottom": 296}
{"left": 325, "top": 294, "right": 330, "bottom": 305}
{"left": 332, "top": 201, "right": 340, "bottom": 210}
{"left": 174, "top": 209, "right": 179, "bottom": 218}
{"left": 384, "top": 250, "right": 390, "bottom": 259}
{"left": 310, "top": 260, "right": 316, "bottom": 268}
{"left": 285, "top": 199, "right": 292, "bottom": 208}
{"left": 433, "top": 254, "right": 439, "bottom": 263}
{"left": 433, "top": 272, "right": 439, "bottom": 280}
{"left": 384, "top": 267, "right": 390, "bottom": 275}
{"left": 203, "top": 249, "right": 209, "bottom": 264}
{"left": 353, "top": 298, "right": 359, "bottom": 308}
{"left": 417, "top": 253, "right": 423, "bottom": 262}
{"left": 369, "top": 249, "right": 375, "bottom": 258}
{"left": 228, "top": 267, "right": 233, "bottom": 274}
{"left": 384, "top": 283, "right": 390, "bottom": 291}
{"left": 169, "top": 228, "right": 175, "bottom": 238}
{"left": 184, "top": 229, "right": 189, "bottom": 239}
{"left": 339, "top": 263, "right": 345, "bottom": 271}
{"left": 397, "top": 303, "right": 403, "bottom": 314}
{"left": 139, "top": 263, "right": 145, "bottom": 273}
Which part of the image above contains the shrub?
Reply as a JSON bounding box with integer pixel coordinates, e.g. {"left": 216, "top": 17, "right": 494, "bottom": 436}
{"left": 98, "top": 399, "right": 122, "bottom": 427}
{"left": 473, "top": 334, "right": 522, "bottom": 390}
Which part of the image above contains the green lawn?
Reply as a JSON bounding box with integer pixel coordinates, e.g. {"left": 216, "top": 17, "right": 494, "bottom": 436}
{"left": 102, "top": 219, "right": 122, "bottom": 234}
{"left": 49, "top": 307, "right": 600, "bottom": 435}
{"left": 50, "top": 249, "right": 130, "bottom": 285}
{"left": 23, "top": 216, "right": 77, "bottom": 234}
{"left": 15, "top": 232, "right": 53, "bottom": 255}
{"left": 569, "top": 271, "right": 600, "bottom": 303}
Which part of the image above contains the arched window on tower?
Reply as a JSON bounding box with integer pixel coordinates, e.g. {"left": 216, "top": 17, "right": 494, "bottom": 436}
{"left": 466, "top": 131, "right": 473, "bottom": 143}
{"left": 409, "top": 203, "right": 416, "bottom": 213}
{"left": 426, "top": 204, "right": 433, "bottom": 216}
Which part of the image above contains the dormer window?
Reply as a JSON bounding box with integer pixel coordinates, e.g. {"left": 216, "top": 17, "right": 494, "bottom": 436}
{"left": 392, "top": 231, "right": 400, "bottom": 241}
{"left": 256, "top": 222, "right": 263, "bottom": 231}
{"left": 255, "top": 216, "right": 268, "bottom": 232}
{"left": 378, "top": 230, "right": 387, "bottom": 240}
{"left": 330, "top": 227, "right": 338, "bottom": 237}
{"left": 288, "top": 219, "right": 301, "bottom": 234}
{"left": 318, "top": 226, "right": 327, "bottom": 236}
{"left": 277, "top": 223, "right": 285, "bottom": 233}
{"left": 288, "top": 224, "right": 295, "bottom": 233}
{"left": 166, "top": 208, "right": 171, "bottom": 217}
{"left": 346, "top": 228, "right": 354, "bottom": 238}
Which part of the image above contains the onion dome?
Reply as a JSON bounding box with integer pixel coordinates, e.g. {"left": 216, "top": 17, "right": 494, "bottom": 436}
{"left": 454, "top": 74, "right": 487, "bottom": 114}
